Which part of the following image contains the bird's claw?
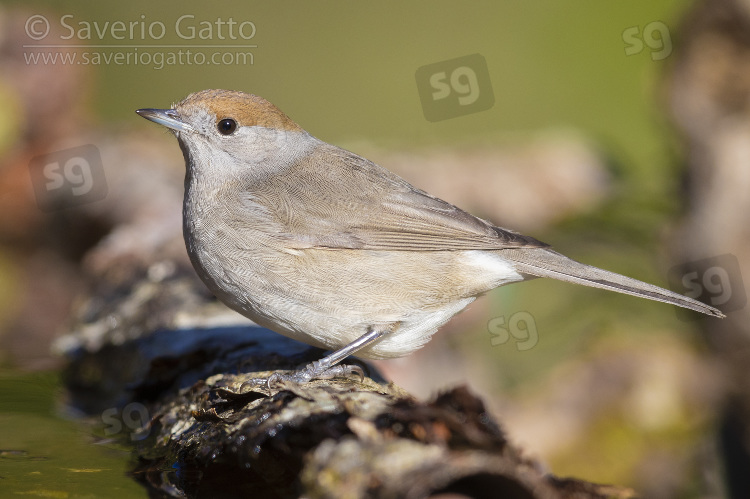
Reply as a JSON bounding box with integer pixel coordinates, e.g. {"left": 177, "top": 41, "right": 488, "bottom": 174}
{"left": 240, "top": 362, "right": 365, "bottom": 391}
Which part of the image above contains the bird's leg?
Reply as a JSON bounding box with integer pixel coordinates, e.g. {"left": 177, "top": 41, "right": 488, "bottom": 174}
{"left": 242, "top": 325, "right": 393, "bottom": 389}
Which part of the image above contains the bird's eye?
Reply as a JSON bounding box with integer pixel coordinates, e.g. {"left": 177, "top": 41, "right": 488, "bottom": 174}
{"left": 217, "top": 118, "right": 237, "bottom": 135}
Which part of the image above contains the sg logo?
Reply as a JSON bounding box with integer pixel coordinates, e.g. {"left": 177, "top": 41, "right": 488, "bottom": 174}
{"left": 29, "top": 144, "right": 108, "bottom": 211}
{"left": 622, "top": 21, "right": 672, "bottom": 61}
{"left": 487, "top": 311, "right": 538, "bottom": 351}
{"left": 415, "top": 53, "right": 494, "bottom": 122}
{"left": 102, "top": 402, "right": 151, "bottom": 441}
{"left": 668, "top": 254, "right": 746, "bottom": 321}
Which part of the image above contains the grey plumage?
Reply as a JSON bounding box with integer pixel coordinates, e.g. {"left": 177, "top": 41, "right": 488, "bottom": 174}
{"left": 228, "top": 137, "right": 723, "bottom": 319}
{"left": 137, "top": 89, "right": 724, "bottom": 383}
{"left": 502, "top": 247, "right": 724, "bottom": 317}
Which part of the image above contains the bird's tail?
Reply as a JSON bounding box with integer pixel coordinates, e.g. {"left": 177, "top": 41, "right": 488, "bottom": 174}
{"left": 502, "top": 248, "right": 725, "bottom": 318}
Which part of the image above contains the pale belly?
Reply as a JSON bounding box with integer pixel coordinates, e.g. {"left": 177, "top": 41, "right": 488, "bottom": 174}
{"left": 187, "top": 226, "right": 525, "bottom": 358}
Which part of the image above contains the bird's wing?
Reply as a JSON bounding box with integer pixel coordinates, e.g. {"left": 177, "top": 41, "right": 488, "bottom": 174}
{"left": 240, "top": 143, "right": 549, "bottom": 251}
{"left": 339, "top": 182, "right": 549, "bottom": 250}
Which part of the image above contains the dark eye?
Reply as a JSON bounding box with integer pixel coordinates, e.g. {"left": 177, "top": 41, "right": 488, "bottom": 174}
{"left": 217, "top": 118, "right": 237, "bottom": 135}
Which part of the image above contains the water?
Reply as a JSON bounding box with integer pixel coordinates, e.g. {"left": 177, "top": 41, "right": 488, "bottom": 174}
{"left": 0, "top": 370, "right": 146, "bottom": 498}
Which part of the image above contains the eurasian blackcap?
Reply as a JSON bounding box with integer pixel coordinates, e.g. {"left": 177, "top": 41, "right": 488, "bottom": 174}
{"left": 136, "top": 89, "right": 723, "bottom": 384}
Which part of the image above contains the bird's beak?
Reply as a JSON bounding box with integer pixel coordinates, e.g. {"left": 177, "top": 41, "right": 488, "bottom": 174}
{"left": 136, "top": 108, "right": 194, "bottom": 133}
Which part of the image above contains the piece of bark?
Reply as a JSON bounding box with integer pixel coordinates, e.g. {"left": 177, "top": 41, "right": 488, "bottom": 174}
{"left": 133, "top": 373, "right": 634, "bottom": 499}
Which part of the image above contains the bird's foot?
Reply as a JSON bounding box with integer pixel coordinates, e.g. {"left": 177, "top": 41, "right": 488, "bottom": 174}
{"left": 241, "top": 360, "right": 364, "bottom": 390}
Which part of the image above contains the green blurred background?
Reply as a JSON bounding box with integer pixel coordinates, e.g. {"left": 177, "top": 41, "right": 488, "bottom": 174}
{"left": 2, "top": 0, "right": 719, "bottom": 497}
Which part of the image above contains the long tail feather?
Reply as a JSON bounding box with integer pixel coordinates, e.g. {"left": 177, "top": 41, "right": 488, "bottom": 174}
{"left": 502, "top": 248, "right": 725, "bottom": 318}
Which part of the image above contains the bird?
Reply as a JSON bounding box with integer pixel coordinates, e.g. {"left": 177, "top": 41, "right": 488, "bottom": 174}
{"left": 136, "top": 89, "right": 724, "bottom": 384}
